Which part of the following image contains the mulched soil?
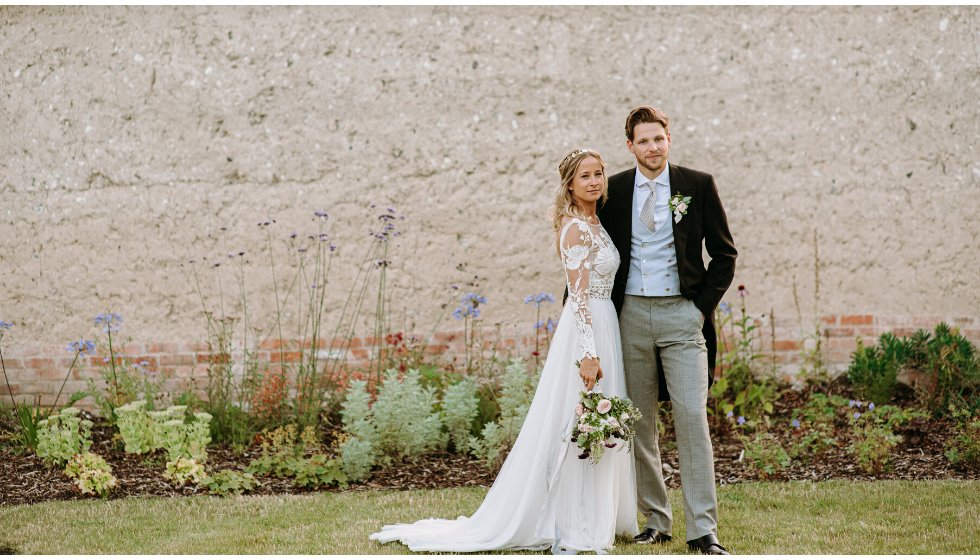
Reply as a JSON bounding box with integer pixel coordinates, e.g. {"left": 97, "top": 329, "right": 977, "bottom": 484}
{"left": 1, "top": 383, "right": 976, "bottom": 508}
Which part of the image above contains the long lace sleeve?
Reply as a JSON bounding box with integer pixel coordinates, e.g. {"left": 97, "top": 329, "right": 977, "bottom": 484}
{"left": 560, "top": 219, "right": 597, "bottom": 362}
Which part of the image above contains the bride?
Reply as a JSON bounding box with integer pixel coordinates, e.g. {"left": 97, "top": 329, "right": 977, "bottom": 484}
{"left": 370, "top": 148, "right": 637, "bottom": 553}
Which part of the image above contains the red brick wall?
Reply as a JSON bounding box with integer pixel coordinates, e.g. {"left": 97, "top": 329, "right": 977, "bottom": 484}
{"left": 2, "top": 314, "right": 977, "bottom": 409}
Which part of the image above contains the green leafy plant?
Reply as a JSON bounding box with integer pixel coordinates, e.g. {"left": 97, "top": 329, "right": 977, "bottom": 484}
{"left": 36, "top": 407, "right": 93, "bottom": 466}
{"left": 739, "top": 430, "right": 790, "bottom": 479}
{"left": 469, "top": 359, "right": 538, "bottom": 468}
{"left": 440, "top": 377, "right": 479, "bottom": 453}
{"left": 370, "top": 368, "right": 447, "bottom": 459}
{"left": 64, "top": 452, "right": 117, "bottom": 497}
{"left": 848, "top": 422, "right": 901, "bottom": 474}
{"left": 944, "top": 407, "right": 980, "bottom": 468}
{"left": 915, "top": 324, "right": 980, "bottom": 414}
{"left": 157, "top": 408, "right": 212, "bottom": 462}
{"left": 846, "top": 333, "right": 908, "bottom": 405}
{"left": 292, "top": 454, "right": 348, "bottom": 489}
{"left": 338, "top": 380, "right": 379, "bottom": 481}
{"left": 199, "top": 469, "right": 260, "bottom": 496}
{"left": 115, "top": 399, "right": 155, "bottom": 454}
{"left": 164, "top": 457, "right": 207, "bottom": 486}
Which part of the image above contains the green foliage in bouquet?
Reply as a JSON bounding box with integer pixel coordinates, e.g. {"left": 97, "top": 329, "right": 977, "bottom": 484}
{"left": 469, "top": 359, "right": 538, "bottom": 469}
{"left": 64, "top": 452, "right": 117, "bottom": 497}
{"left": 36, "top": 407, "right": 93, "bottom": 467}
{"left": 570, "top": 388, "right": 642, "bottom": 464}
{"left": 199, "top": 469, "right": 260, "bottom": 496}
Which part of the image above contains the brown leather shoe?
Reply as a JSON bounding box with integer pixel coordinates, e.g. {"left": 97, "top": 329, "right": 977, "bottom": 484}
{"left": 687, "top": 534, "right": 729, "bottom": 555}
{"left": 633, "top": 528, "right": 672, "bottom": 544}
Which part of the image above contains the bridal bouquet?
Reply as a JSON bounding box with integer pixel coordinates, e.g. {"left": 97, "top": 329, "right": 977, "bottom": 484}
{"left": 570, "top": 387, "right": 642, "bottom": 464}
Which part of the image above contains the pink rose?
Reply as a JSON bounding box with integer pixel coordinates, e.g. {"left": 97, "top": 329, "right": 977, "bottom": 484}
{"left": 575, "top": 403, "right": 585, "bottom": 417}
{"left": 578, "top": 423, "right": 591, "bottom": 434}
{"left": 597, "top": 399, "right": 612, "bottom": 414}
{"left": 608, "top": 418, "right": 620, "bottom": 429}
{"left": 676, "top": 202, "right": 688, "bottom": 213}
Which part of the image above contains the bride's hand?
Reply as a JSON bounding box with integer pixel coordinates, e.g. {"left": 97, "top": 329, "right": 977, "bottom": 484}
{"left": 579, "top": 357, "right": 603, "bottom": 391}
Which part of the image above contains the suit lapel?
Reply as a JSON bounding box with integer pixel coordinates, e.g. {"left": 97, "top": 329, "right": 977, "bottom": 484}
{"left": 668, "top": 164, "right": 689, "bottom": 259}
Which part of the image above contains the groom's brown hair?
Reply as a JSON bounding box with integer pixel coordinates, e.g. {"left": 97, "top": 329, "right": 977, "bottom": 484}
{"left": 625, "top": 106, "right": 670, "bottom": 141}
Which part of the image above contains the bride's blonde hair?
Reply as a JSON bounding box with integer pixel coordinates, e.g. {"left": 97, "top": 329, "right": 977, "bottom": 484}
{"left": 549, "top": 148, "right": 608, "bottom": 234}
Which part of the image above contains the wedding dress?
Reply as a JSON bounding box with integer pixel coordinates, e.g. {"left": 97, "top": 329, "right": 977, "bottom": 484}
{"left": 370, "top": 217, "right": 637, "bottom": 553}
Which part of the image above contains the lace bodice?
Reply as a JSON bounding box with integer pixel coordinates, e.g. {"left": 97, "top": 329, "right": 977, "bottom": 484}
{"left": 559, "top": 217, "right": 620, "bottom": 362}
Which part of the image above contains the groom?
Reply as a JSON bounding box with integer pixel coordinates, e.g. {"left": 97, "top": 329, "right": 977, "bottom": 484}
{"left": 597, "top": 106, "right": 737, "bottom": 554}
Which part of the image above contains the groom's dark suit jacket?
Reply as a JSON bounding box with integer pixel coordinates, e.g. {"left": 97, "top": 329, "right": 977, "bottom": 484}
{"left": 598, "top": 164, "right": 737, "bottom": 401}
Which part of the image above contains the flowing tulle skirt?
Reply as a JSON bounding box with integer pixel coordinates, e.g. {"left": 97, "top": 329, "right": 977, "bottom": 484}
{"left": 369, "top": 299, "right": 638, "bottom": 553}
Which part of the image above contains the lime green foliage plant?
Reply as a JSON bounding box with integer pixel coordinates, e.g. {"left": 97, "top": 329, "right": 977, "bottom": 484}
{"left": 115, "top": 400, "right": 155, "bottom": 454}
{"left": 164, "top": 457, "right": 207, "bottom": 487}
{"left": 157, "top": 408, "right": 212, "bottom": 462}
{"left": 199, "top": 470, "right": 260, "bottom": 496}
{"left": 246, "top": 424, "right": 347, "bottom": 489}
{"left": 64, "top": 452, "right": 117, "bottom": 497}
{"left": 36, "top": 408, "right": 93, "bottom": 466}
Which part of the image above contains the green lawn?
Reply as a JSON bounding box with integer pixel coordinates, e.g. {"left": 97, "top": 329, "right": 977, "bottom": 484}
{"left": 1, "top": 480, "right": 977, "bottom": 554}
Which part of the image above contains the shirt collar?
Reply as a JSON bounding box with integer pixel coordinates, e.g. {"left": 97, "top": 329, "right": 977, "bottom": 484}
{"left": 634, "top": 162, "right": 670, "bottom": 189}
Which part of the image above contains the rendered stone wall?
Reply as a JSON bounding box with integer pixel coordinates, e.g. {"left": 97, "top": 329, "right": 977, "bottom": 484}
{"left": 1, "top": 6, "right": 978, "bottom": 402}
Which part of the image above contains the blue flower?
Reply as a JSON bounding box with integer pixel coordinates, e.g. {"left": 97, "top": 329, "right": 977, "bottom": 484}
{"left": 523, "top": 292, "right": 556, "bottom": 306}
{"left": 726, "top": 411, "right": 734, "bottom": 418}
{"left": 462, "top": 293, "right": 487, "bottom": 307}
{"left": 737, "top": 416, "right": 746, "bottom": 425}
{"left": 868, "top": 402, "right": 875, "bottom": 411}
{"left": 314, "top": 210, "right": 328, "bottom": 218}
{"left": 67, "top": 340, "right": 96, "bottom": 355}
{"left": 94, "top": 312, "right": 123, "bottom": 334}
{"left": 853, "top": 412, "right": 861, "bottom": 420}
{"left": 791, "top": 419, "right": 801, "bottom": 428}
{"left": 452, "top": 305, "right": 480, "bottom": 320}
{"left": 545, "top": 318, "right": 557, "bottom": 333}
{"left": 718, "top": 301, "right": 732, "bottom": 316}
{"left": 0, "top": 320, "right": 12, "bottom": 330}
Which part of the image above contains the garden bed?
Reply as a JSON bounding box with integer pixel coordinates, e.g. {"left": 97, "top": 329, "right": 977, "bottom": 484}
{"left": 2, "top": 383, "right": 974, "bottom": 508}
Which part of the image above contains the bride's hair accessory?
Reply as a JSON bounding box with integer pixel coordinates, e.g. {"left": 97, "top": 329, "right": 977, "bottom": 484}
{"left": 558, "top": 148, "right": 595, "bottom": 171}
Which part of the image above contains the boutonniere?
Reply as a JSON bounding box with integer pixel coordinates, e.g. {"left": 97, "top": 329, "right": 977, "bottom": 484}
{"left": 668, "top": 193, "right": 692, "bottom": 224}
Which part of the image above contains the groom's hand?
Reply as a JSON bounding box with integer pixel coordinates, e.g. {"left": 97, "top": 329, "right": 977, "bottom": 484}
{"left": 579, "top": 357, "right": 603, "bottom": 391}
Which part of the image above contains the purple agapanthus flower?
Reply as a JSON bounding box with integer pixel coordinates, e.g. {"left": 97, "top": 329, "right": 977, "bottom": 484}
{"left": 452, "top": 305, "right": 479, "bottom": 320}
{"left": 545, "top": 318, "right": 557, "bottom": 333}
{"left": 94, "top": 312, "right": 123, "bottom": 333}
{"left": 462, "top": 293, "right": 487, "bottom": 307}
{"left": 523, "top": 292, "right": 556, "bottom": 306}
{"left": 67, "top": 339, "right": 97, "bottom": 355}
{"left": 0, "top": 320, "right": 12, "bottom": 330}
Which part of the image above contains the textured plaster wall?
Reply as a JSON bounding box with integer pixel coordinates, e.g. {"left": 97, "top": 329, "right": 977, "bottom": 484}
{"left": 1, "top": 5, "right": 978, "bottom": 355}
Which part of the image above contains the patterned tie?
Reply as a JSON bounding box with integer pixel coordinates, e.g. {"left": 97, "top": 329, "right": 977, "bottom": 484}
{"left": 639, "top": 181, "right": 657, "bottom": 232}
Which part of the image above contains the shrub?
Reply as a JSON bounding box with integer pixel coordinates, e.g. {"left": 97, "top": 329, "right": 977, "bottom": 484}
{"left": 164, "top": 457, "right": 207, "bottom": 486}
{"left": 848, "top": 423, "right": 902, "bottom": 474}
{"left": 469, "top": 359, "right": 538, "bottom": 468}
{"left": 740, "top": 431, "right": 790, "bottom": 478}
{"left": 338, "top": 381, "right": 379, "bottom": 481}
{"left": 115, "top": 400, "right": 154, "bottom": 454}
{"left": 158, "top": 409, "right": 212, "bottom": 462}
{"left": 371, "top": 368, "right": 446, "bottom": 459}
{"left": 292, "top": 454, "right": 348, "bottom": 489}
{"left": 441, "top": 377, "right": 479, "bottom": 453}
{"left": 915, "top": 324, "right": 980, "bottom": 414}
{"left": 199, "top": 470, "right": 260, "bottom": 496}
{"left": 846, "top": 333, "right": 906, "bottom": 405}
{"left": 36, "top": 408, "right": 93, "bottom": 466}
{"left": 64, "top": 452, "right": 116, "bottom": 497}
{"left": 944, "top": 408, "right": 980, "bottom": 468}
